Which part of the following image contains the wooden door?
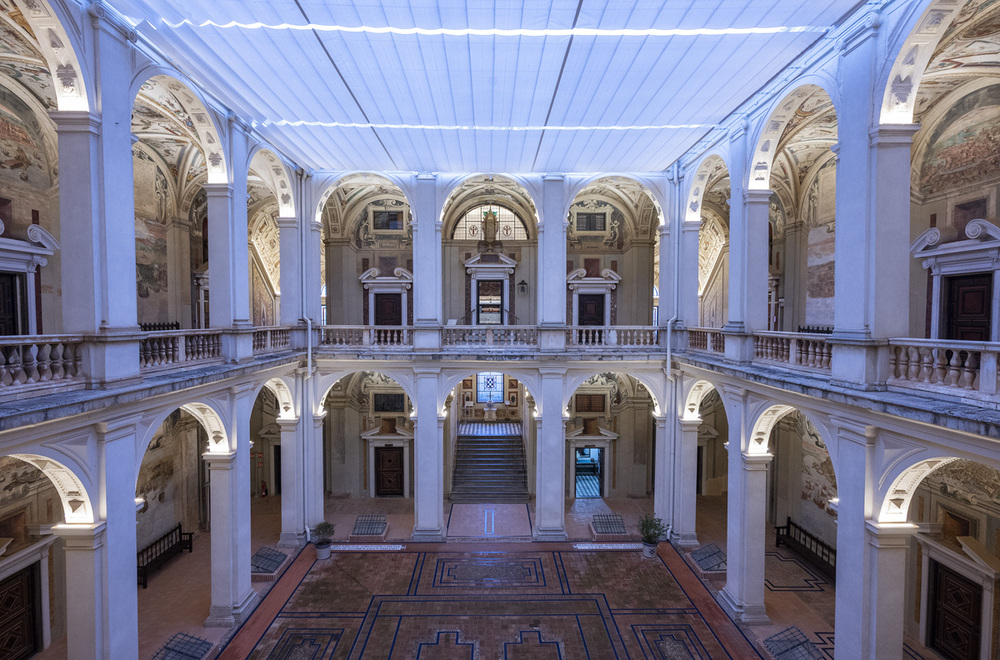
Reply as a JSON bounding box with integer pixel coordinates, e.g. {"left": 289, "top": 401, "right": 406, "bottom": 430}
{"left": 0, "top": 565, "right": 40, "bottom": 660}
{"left": 930, "top": 561, "right": 981, "bottom": 660}
{"left": 375, "top": 446, "right": 404, "bottom": 496}
{"left": 374, "top": 293, "right": 403, "bottom": 326}
{"left": 578, "top": 294, "right": 605, "bottom": 326}
{"left": 0, "top": 273, "right": 26, "bottom": 336}
{"left": 944, "top": 274, "right": 992, "bottom": 341}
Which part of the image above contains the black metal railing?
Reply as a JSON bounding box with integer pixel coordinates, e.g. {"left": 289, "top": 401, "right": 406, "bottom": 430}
{"left": 774, "top": 516, "right": 836, "bottom": 582}
{"left": 140, "top": 321, "right": 181, "bottom": 332}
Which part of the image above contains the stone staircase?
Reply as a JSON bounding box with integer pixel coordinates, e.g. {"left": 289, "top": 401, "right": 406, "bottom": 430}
{"left": 450, "top": 421, "right": 529, "bottom": 503}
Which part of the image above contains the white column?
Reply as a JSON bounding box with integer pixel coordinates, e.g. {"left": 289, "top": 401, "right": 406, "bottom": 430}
{"left": 204, "top": 440, "right": 256, "bottom": 628}
{"left": 51, "top": 523, "right": 107, "bottom": 660}
{"left": 51, "top": 14, "right": 140, "bottom": 381}
{"left": 652, "top": 414, "right": 671, "bottom": 525}
{"left": 743, "top": 189, "right": 771, "bottom": 333}
{"left": 97, "top": 419, "right": 139, "bottom": 658}
{"left": 724, "top": 126, "right": 749, "bottom": 334}
{"left": 538, "top": 175, "right": 567, "bottom": 350}
{"left": 781, "top": 220, "right": 807, "bottom": 331}
{"left": 534, "top": 370, "right": 566, "bottom": 540}
{"left": 278, "top": 417, "right": 304, "bottom": 547}
{"left": 670, "top": 417, "right": 700, "bottom": 548}
{"left": 865, "top": 521, "right": 916, "bottom": 660}
{"left": 412, "top": 369, "right": 445, "bottom": 540}
{"left": 277, "top": 216, "right": 300, "bottom": 327}
{"left": 412, "top": 173, "right": 442, "bottom": 328}
{"left": 305, "top": 219, "right": 323, "bottom": 323}
{"left": 679, "top": 220, "right": 701, "bottom": 329}
{"left": 833, "top": 421, "right": 874, "bottom": 660}
{"left": 307, "top": 412, "right": 326, "bottom": 526}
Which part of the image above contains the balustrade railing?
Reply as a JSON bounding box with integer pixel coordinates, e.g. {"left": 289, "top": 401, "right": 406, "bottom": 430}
{"left": 441, "top": 326, "right": 538, "bottom": 348}
{"left": 0, "top": 336, "right": 84, "bottom": 390}
{"left": 753, "top": 332, "right": 832, "bottom": 371}
{"left": 888, "top": 339, "right": 997, "bottom": 395}
{"left": 566, "top": 326, "right": 660, "bottom": 348}
{"left": 318, "top": 326, "right": 412, "bottom": 348}
{"left": 140, "top": 329, "right": 223, "bottom": 370}
{"left": 687, "top": 327, "right": 725, "bottom": 354}
{"left": 253, "top": 326, "right": 291, "bottom": 353}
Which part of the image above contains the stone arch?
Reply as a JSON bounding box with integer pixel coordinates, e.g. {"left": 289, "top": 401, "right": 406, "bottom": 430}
{"left": 569, "top": 173, "right": 667, "bottom": 226}
{"left": 440, "top": 173, "right": 541, "bottom": 237}
{"left": 440, "top": 368, "right": 541, "bottom": 413}
{"left": 748, "top": 81, "right": 839, "bottom": 191}
{"left": 745, "top": 402, "right": 837, "bottom": 471}
{"left": 130, "top": 71, "right": 229, "bottom": 184}
{"left": 254, "top": 376, "right": 296, "bottom": 419}
{"left": 879, "top": 0, "right": 965, "bottom": 124}
{"left": 137, "top": 401, "right": 230, "bottom": 479}
{"left": 564, "top": 370, "right": 662, "bottom": 417}
{"left": 565, "top": 175, "right": 663, "bottom": 242}
{"left": 248, "top": 146, "right": 295, "bottom": 217}
{"left": 12, "top": 0, "right": 92, "bottom": 111}
{"left": 316, "top": 369, "right": 417, "bottom": 416}
{"left": 314, "top": 171, "right": 415, "bottom": 227}
{"left": 8, "top": 452, "right": 95, "bottom": 524}
{"left": 682, "top": 378, "right": 723, "bottom": 420}
{"left": 684, "top": 151, "right": 731, "bottom": 224}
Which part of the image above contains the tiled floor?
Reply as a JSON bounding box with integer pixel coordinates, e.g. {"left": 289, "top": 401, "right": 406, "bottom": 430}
{"left": 33, "top": 493, "right": 948, "bottom": 659}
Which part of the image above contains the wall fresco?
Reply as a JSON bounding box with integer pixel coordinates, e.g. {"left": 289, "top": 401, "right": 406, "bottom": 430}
{"left": 920, "top": 85, "right": 1000, "bottom": 197}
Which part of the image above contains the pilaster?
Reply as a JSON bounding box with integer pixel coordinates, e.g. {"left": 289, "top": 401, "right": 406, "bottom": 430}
{"left": 534, "top": 369, "right": 567, "bottom": 541}
{"left": 412, "top": 369, "right": 445, "bottom": 541}
{"left": 670, "top": 417, "right": 700, "bottom": 548}
{"left": 277, "top": 216, "right": 300, "bottom": 328}
{"left": 277, "top": 417, "right": 304, "bottom": 547}
{"left": 538, "top": 175, "right": 568, "bottom": 351}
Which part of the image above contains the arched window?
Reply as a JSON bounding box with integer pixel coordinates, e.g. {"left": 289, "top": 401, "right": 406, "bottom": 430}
{"left": 452, "top": 205, "right": 529, "bottom": 241}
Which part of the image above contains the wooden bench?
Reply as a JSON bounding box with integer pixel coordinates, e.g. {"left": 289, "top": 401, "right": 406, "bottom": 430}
{"left": 137, "top": 523, "right": 193, "bottom": 588}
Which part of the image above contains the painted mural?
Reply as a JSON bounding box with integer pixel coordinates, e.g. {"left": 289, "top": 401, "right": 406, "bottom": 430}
{"left": 920, "top": 85, "right": 1000, "bottom": 197}
{"left": 797, "top": 415, "right": 838, "bottom": 545}
{"left": 804, "top": 159, "right": 836, "bottom": 326}
{"left": 0, "top": 89, "right": 48, "bottom": 189}
{"left": 252, "top": 260, "right": 275, "bottom": 326}
{"left": 134, "top": 147, "right": 170, "bottom": 324}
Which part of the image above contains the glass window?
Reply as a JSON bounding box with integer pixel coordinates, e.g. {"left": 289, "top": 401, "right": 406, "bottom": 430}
{"left": 576, "top": 212, "right": 606, "bottom": 232}
{"left": 373, "top": 210, "right": 402, "bottom": 230}
{"left": 453, "top": 205, "right": 528, "bottom": 241}
{"left": 476, "top": 372, "right": 504, "bottom": 404}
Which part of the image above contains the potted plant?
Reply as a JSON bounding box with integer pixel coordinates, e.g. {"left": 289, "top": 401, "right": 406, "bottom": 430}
{"left": 311, "top": 521, "right": 335, "bottom": 560}
{"left": 638, "top": 513, "right": 666, "bottom": 559}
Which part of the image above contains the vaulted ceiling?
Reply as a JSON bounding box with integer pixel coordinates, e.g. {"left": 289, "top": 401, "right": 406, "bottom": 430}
{"left": 109, "top": 0, "right": 865, "bottom": 173}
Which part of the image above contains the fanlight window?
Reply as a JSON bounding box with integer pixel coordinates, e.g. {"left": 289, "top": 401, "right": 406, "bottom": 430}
{"left": 452, "top": 205, "right": 528, "bottom": 241}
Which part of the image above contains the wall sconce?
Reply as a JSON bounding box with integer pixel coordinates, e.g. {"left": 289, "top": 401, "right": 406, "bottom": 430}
{"left": 517, "top": 279, "right": 528, "bottom": 295}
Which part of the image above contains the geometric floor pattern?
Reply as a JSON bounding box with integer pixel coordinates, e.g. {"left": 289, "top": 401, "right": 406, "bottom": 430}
{"left": 227, "top": 543, "right": 763, "bottom": 659}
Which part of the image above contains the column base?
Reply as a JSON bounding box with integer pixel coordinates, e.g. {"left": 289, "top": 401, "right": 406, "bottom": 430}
{"left": 411, "top": 528, "right": 446, "bottom": 542}
{"left": 670, "top": 531, "right": 699, "bottom": 549}
{"left": 277, "top": 531, "right": 305, "bottom": 549}
{"left": 204, "top": 590, "right": 259, "bottom": 628}
{"left": 532, "top": 527, "right": 567, "bottom": 542}
{"left": 718, "top": 587, "right": 770, "bottom": 625}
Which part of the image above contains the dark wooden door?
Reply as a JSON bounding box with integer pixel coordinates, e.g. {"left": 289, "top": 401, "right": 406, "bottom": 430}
{"left": 944, "top": 274, "right": 992, "bottom": 341}
{"left": 578, "top": 294, "right": 605, "bottom": 326}
{"left": 0, "top": 273, "right": 26, "bottom": 336}
{"left": 374, "top": 293, "right": 403, "bottom": 326}
{"left": 375, "top": 446, "right": 404, "bottom": 496}
{"left": 0, "top": 564, "right": 40, "bottom": 660}
{"left": 930, "top": 561, "right": 982, "bottom": 660}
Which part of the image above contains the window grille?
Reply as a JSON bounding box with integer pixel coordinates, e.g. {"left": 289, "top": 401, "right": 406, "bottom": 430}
{"left": 476, "top": 372, "right": 504, "bottom": 403}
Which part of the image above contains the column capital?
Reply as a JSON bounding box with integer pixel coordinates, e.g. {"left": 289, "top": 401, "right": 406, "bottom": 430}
{"left": 51, "top": 522, "right": 107, "bottom": 545}
{"left": 743, "top": 188, "right": 772, "bottom": 205}
{"left": 202, "top": 451, "right": 237, "bottom": 467}
{"left": 865, "top": 521, "right": 917, "bottom": 547}
{"left": 741, "top": 452, "right": 773, "bottom": 469}
{"left": 277, "top": 417, "right": 300, "bottom": 431}
{"left": 869, "top": 123, "right": 921, "bottom": 146}
{"left": 276, "top": 215, "right": 297, "bottom": 228}
{"left": 203, "top": 182, "right": 234, "bottom": 198}
{"left": 679, "top": 417, "right": 701, "bottom": 432}
{"left": 312, "top": 411, "right": 327, "bottom": 425}
{"left": 49, "top": 110, "right": 101, "bottom": 133}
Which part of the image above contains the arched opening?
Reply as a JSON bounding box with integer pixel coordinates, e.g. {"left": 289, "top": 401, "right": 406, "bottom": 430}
{"left": 691, "top": 156, "right": 731, "bottom": 329}
{"left": 320, "top": 371, "right": 415, "bottom": 542}
{"left": 0, "top": 7, "right": 62, "bottom": 335}
{"left": 881, "top": 455, "right": 1000, "bottom": 659}
{"left": 562, "top": 372, "right": 657, "bottom": 540}
{"left": 755, "top": 85, "right": 839, "bottom": 332}
{"left": 320, "top": 174, "right": 413, "bottom": 329}
{"left": 0, "top": 453, "right": 93, "bottom": 657}
{"left": 440, "top": 370, "right": 537, "bottom": 539}
{"left": 565, "top": 177, "right": 661, "bottom": 337}
{"left": 681, "top": 383, "right": 730, "bottom": 566}
{"left": 131, "top": 76, "right": 220, "bottom": 331}
{"left": 440, "top": 175, "right": 538, "bottom": 326}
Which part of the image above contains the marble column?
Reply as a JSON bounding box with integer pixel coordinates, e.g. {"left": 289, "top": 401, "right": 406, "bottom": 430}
{"left": 652, "top": 414, "right": 671, "bottom": 526}
{"left": 277, "top": 216, "right": 300, "bottom": 327}
{"left": 538, "top": 175, "right": 568, "bottom": 351}
{"left": 411, "top": 174, "right": 442, "bottom": 335}
{"left": 670, "top": 417, "right": 700, "bottom": 548}
{"left": 864, "top": 521, "right": 916, "bottom": 660}
{"left": 412, "top": 369, "right": 445, "bottom": 540}
{"left": 51, "top": 523, "right": 107, "bottom": 660}
{"left": 203, "top": 450, "right": 255, "bottom": 627}
{"left": 534, "top": 370, "right": 567, "bottom": 540}
{"left": 278, "top": 417, "right": 304, "bottom": 547}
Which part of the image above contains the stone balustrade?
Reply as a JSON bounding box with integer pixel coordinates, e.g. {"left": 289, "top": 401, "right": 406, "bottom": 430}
{"left": 687, "top": 327, "right": 726, "bottom": 354}
{"left": 318, "top": 326, "right": 412, "bottom": 348}
{"left": 565, "top": 326, "right": 660, "bottom": 348}
{"left": 888, "top": 339, "right": 998, "bottom": 396}
{"left": 252, "top": 327, "right": 291, "bottom": 353}
{"left": 139, "top": 330, "right": 223, "bottom": 370}
{"left": 753, "top": 332, "right": 832, "bottom": 371}
{"left": 441, "top": 326, "right": 538, "bottom": 348}
{"left": 0, "top": 336, "right": 84, "bottom": 393}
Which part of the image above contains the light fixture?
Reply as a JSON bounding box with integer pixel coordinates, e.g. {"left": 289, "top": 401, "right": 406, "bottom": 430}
{"left": 517, "top": 279, "right": 528, "bottom": 295}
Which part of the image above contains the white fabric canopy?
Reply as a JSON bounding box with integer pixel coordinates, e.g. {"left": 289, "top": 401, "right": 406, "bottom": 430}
{"left": 115, "top": 0, "right": 863, "bottom": 172}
